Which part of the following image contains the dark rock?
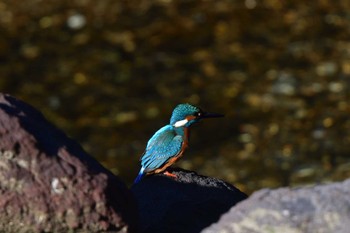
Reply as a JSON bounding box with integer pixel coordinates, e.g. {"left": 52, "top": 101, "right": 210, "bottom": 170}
{"left": 131, "top": 168, "right": 247, "bottom": 233}
{"left": 0, "top": 93, "right": 138, "bottom": 233}
{"left": 202, "top": 179, "right": 350, "bottom": 233}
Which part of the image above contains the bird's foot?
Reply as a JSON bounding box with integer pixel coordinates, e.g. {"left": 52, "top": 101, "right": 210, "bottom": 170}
{"left": 163, "top": 170, "right": 177, "bottom": 179}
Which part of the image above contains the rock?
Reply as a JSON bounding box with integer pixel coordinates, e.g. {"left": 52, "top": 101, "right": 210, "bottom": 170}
{"left": 0, "top": 93, "right": 138, "bottom": 233}
{"left": 131, "top": 168, "right": 247, "bottom": 233}
{"left": 202, "top": 179, "right": 350, "bottom": 233}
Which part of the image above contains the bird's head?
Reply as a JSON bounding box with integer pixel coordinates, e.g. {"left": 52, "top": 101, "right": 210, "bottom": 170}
{"left": 170, "top": 103, "right": 223, "bottom": 128}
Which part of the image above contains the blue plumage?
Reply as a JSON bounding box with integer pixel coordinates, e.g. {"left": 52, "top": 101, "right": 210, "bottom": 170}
{"left": 141, "top": 125, "right": 183, "bottom": 171}
{"left": 134, "top": 167, "right": 145, "bottom": 184}
{"left": 170, "top": 104, "right": 201, "bottom": 126}
{"left": 134, "top": 103, "right": 223, "bottom": 183}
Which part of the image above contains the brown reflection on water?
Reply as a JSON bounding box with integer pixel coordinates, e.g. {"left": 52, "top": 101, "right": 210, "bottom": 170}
{"left": 1, "top": 1, "right": 350, "bottom": 193}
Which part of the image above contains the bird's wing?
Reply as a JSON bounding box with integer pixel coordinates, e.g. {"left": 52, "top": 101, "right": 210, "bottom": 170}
{"left": 140, "top": 125, "right": 183, "bottom": 172}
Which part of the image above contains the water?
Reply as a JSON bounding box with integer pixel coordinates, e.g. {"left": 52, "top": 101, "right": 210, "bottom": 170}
{"left": 1, "top": 1, "right": 350, "bottom": 194}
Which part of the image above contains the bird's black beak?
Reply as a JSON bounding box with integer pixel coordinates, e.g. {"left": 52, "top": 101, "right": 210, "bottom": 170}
{"left": 200, "top": 112, "right": 224, "bottom": 119}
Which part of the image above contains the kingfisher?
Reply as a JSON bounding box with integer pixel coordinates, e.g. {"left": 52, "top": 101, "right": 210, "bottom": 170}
{"left": 134, "top": 103, "right": 223, "bottom": 183}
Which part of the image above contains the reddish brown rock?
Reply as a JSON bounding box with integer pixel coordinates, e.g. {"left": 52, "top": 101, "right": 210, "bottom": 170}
{"left": 0, "top": 93, "right": 138, "bottom": 233}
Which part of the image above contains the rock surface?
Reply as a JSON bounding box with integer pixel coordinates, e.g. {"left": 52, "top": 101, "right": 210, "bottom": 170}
{"left": 202, "top": 179, "right": 350, "bottom": 233}
{"left": 131, "top": 168, "right": 247, "bottom": 233}
{"left": 0, "top": 93, "right": 138, "bottom": 233}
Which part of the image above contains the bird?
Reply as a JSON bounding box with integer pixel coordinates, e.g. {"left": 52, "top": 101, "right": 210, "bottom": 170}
{"left": 134, "top": 103, "right": 223, "bottom": 183}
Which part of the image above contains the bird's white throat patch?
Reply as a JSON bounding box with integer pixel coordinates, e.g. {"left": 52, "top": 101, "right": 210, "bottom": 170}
{"left": 173, "top": 119, "right": 188, "bottom": 127}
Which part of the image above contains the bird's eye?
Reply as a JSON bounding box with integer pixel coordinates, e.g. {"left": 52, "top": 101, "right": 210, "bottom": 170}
{"left": 195, "top": 112, "right": 202, "bottom": 117}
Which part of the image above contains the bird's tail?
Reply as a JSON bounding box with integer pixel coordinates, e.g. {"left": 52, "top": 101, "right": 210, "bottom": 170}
{"left": 134, "top": 167, "right": 145, "bottom": 184}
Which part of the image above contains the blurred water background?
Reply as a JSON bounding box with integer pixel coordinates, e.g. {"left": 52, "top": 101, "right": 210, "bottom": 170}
{"left": 1, "top": 0, "right": 350, "bottom": 194}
